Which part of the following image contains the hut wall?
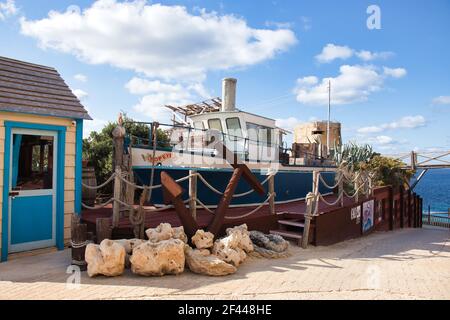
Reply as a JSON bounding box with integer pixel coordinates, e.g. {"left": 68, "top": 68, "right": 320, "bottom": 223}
{"left": 0, "top": 111, "right": 77, "bottom": 250}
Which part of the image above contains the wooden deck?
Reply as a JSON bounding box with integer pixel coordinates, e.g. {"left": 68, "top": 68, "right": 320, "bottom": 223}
{"left": 80, "top": 194, "right": 354, "bottom": 239}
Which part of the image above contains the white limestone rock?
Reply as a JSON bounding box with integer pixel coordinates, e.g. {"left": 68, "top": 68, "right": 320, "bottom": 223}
{"left": 212, "top": 240, "right": 247, "bottom": 267}
{"left": 184, "top": 245, "right": 236, "bottom": 276}
{"left": 225, "top": 224, "right": 254, "bottom": 253}
{"left": 145, "top": 223, "right": 174, "bottom": 243}
{"left": 130, "top": 239, "right": 185, "bottom": 276}
{"left": 191, "top": 229, "right": 214, "bottom": 249}
{"left": 85, "top": 239, "right": 126, "bottom": 277}
{"left": 114, "top": 239, "right": 145, "bottom": 254}
{"left": 173, "top": 226, "right": 188, "bottom": 243}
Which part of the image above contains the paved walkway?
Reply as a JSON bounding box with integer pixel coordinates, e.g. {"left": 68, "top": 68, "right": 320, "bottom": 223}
{"left": 0, "top": 226, "right": 449, "bottom": 299}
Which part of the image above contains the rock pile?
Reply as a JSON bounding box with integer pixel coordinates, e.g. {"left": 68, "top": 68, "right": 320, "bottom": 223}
{"left": 84, "top": 223, "right": 288, "bottom": 278}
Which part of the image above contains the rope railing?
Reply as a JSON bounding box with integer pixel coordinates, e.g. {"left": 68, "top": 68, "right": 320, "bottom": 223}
{"left": 81, "top": 172, "right": 116, "bottom": 190}
{"left": 196, "top": 172, "right": 273, "bottom": 198}
{"left": 318, "top": 172, "right": 343, "bottom": 190}
{"left": 225, "top": 193, "right": 275, "bottom": 220}
{"left": 318, "top": 192, "right": 343, "bottom": 206}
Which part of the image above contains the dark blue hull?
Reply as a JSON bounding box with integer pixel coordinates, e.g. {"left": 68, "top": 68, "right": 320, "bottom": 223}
{"left": 133, "top": 166, "right": 335, "bottom": 206}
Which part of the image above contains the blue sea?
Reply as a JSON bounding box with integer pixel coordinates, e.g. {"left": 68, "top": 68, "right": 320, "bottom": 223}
{"left": 413, "top": 168, "right": 450, "bottom": 214}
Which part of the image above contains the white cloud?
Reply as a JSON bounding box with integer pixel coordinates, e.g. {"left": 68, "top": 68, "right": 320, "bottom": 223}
{"left": 72, "top": 89, "right": 88, "bottom": 100}
{"left": 357, "top": 115, "right": 426, "bottom": 134}
{"left": 74, "top": 73, "right": 88, "bottom": 82}
{"left": 126, "top": 77, "right": 209, "bottom": 122}
{"left": 0, "top": 0, "right": 17, "bottom": 20}
{"left": 355, "top": 50, "right": 394, "bottom": 61}
{"left": 275, "top": 117, "right": 301, "bottom": 131}
{"left": 315, "top": 43, "right": 393, "bottom": 64}
{"left": 84, "top": 118, "right": 108, "bottom": 138}
{"left": 383, "top": 67, "right": 407, "bottom": 78}
{"left": 294, "top": 64, "right": 407, "bottom": 106}
{"left": 294, "top": 65, "right": 383, "bottom": 105}
{"left": 432, "top": 96, "right": 450, "bottom": 105}
{"left": 265, "top": 21, "right": 293, "bottom": 29}
{"left": 315, "top": 44, "right": 353, "bottom": 63}
{"left": 371, "top": 135, "right": 395, "bottom": 145}
{"left": 20, "top": 0, "right": 297, "bottom": 81}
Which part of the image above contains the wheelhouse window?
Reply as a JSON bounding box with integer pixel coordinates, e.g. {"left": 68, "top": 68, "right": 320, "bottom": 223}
{"left": 226, "top": 117, "right": 243, "bottom": 140}
{"left": 193, "top": 121, "right": 204, "bottom": 130}
{"left": 208, "top": 118, "right": 223, "bottom": 132}
{"left": 246, "top": 122, "right": 273, "bottom": 146}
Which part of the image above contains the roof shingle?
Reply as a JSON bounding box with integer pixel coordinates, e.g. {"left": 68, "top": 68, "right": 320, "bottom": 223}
{"left": 0, "top": 56, "right": 91, "bottom": 120}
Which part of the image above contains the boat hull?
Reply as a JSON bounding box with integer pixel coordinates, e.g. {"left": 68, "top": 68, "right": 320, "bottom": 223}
{"left": 133, "top": 166, "right": 335, "bottom": 207}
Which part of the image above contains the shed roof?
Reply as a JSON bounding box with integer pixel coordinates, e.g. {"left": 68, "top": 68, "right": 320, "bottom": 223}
{"left": 0, "top": 56, "right": 91, "bottom": 120}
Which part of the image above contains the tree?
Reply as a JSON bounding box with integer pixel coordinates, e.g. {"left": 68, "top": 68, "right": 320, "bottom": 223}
{"left": 333, "top": 142, "right": 413, "bottom": 189}
{"left": 82, "top": 115, "right": 169, "bottom": 187}
{"left": 360, "top": 155, "right": 414, "bottom": 189}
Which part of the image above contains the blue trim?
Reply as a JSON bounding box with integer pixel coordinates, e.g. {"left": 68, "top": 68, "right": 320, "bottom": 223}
{"left": 1, "top": 126, "right": 12, "bottom": 261}
{"left": 75, "top": 119, "right": 83, "bottom": 215}
{"left": 11, "top": 134, "right": 22, "bottom": 188}
{"left": 1, "top": 121, "right": 66, "bottom": 261}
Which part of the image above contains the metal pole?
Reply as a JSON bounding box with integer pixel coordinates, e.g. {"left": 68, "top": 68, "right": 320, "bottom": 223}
{"left": 327, "top": 80, "right": 331, "bottom": 157}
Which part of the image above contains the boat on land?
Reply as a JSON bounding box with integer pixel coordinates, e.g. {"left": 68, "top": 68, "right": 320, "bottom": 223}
{"left": 129, "top": 78, "right": 336, "bottom": 207}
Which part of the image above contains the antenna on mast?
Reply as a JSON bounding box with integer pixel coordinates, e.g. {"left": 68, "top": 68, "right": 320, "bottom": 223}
{"left": 327, "top": 80, "right": 331, "bottom": 157}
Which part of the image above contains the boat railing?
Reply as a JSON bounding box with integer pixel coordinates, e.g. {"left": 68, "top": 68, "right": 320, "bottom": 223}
{"left": 126, "top": 121, "right": 326, "bottom": 164}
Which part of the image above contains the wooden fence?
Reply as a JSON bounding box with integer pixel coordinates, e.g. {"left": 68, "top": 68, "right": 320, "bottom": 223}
{"left": 311, "top": 185, "right": 423, "bottom": 246}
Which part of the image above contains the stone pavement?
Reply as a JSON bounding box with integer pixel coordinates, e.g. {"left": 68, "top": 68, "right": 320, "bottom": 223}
{"left": 0, "top": 226, "right": 449, "bottom": 300}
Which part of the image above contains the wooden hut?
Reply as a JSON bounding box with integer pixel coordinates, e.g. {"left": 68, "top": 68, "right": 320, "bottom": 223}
{"left": 0, "top": 56, "right": 90, "bottom": 261}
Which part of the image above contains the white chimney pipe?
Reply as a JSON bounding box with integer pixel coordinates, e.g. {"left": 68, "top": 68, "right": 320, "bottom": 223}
{"left": 222, "top": 78, "right": 237, "bottom": 112}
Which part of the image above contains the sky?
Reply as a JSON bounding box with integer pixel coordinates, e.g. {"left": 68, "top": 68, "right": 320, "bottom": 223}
{"left": 1, "top": 0, "right": 449, "bottom": 154}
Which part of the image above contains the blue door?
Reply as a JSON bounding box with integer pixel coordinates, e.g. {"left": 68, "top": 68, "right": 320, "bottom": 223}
{"left": 8, "top": 128, "right": 57, "bottom": 253}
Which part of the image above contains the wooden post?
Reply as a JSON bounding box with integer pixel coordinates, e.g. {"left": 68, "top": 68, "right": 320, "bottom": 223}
{"left": 312, "top": 170, "right": 319, "bottom": 195}
{"left": 339, "top": 175, "right": 344, "bottom": 207}
{"left": 407, "top": 189, "right": 412, "bottom": 228}
{"left": 268, "top": 173, "right": 276, "bottom": 215}
{"left": 301, "top": 193, "right": 315, "bottom": 249}
{"left": 96, "top": 218, "right": 112, "bottom": 244}
{"left": 189, "top": 170, "right": 197, "bottom": 221}
{"left": 71, "top": 214, "right": 88, "bottom": 271}
{"left": 419, "top": 197, "right": 423, "bottom": 228}
{"left": 388, "top": 186, "right": 394, "bottom": 231}
{"left": 399, "top": 187, "right": 404, "bottom": 228}
{"left": 112, "top": 166, "right": 121, "bottom": 228}
{"left": 411, "top": 151, "right": 416, "bottom": 171}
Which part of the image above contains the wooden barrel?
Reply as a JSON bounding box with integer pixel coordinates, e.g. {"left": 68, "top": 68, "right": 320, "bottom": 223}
{"left": 82, "top": 167, "right": 97, "bottom": 207}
